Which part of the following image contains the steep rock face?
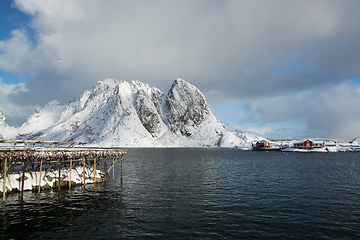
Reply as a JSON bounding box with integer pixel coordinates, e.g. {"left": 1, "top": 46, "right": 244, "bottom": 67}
{"left": 163, "top": 79, "right": 211, "bottom": 136}
{"left": 16, "top": 79, "right": 242, "bottom": 147}
{"left": 132, "top": 81, "right": 167, "bottom": 137}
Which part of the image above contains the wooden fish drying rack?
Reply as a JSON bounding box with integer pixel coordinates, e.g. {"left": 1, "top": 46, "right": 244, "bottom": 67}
{"left": 0, "top": 140, "right": 127, "bottom": 202}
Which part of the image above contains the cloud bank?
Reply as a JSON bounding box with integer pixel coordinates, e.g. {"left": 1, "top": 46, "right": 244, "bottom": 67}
{"left": 242, "top": 82, "right": 360, "bottom": 139}
{"left": 0, "top": 0, "right": 359, "bottom": 138}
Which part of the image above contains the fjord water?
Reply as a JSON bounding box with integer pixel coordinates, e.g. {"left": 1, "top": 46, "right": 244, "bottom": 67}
{"left": 1, "top": 148, "right": 360, "bottom": 239}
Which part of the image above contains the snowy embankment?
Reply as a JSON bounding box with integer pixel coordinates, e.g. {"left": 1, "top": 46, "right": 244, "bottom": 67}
{"left": 280, "top": 146, "right": 359, "bottom": 152}
{"left": 1, "top": 164, "right": 103, "bottom": 194}
{"left": 281, "top": 147, "right": 329, "bottom": 152}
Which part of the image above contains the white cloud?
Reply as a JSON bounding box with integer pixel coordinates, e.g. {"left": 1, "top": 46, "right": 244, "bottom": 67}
{"left": 0, "top": 29, "right": 32, "bottom": 72}
{"left": 2, "top": 1, "right": 359, "bottom": 91}
{"left": 0, "top": 0, "right": 359, "bottom": 137}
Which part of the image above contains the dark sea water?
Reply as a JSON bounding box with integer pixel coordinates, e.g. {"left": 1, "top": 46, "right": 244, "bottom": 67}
{"left": 1, "top": 148, "right": 360, "bottom": 239}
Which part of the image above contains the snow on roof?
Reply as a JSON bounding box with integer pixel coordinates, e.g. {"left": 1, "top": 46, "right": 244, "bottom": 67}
{"left": 294, "top": 139, "right": 324, "bottom": 144}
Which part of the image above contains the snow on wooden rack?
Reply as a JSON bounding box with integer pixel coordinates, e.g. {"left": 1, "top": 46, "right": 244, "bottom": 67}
{"left": 0, "top": 140, "right": 127, "bottom": 203}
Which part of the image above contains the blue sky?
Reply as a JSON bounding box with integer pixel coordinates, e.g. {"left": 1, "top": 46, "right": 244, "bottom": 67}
{"left": 0, "top": 0, "right": 359, "bottom": 140}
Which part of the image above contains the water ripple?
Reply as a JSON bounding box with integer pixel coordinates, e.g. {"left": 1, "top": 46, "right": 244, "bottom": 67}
{"left": 1, "top": 149, "right": 360, "bottom": 239}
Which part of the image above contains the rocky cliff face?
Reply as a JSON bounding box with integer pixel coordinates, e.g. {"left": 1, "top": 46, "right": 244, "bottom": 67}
{"left": 163, "top": 79, "right": 211, "bottom": 136}
{"left": 7, "top": 79, "right": 242, "bottom": 147}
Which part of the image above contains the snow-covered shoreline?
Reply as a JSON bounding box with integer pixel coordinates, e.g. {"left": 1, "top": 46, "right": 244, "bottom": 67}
{"left": 281, "top": 146, "right": 360, "bottom": 152}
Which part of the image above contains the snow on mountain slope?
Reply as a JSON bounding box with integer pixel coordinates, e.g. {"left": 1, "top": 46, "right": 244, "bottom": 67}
{"left": 228, "top": 126, "right": 266, "bottom": 143}
{"left": 16, "top": 78, "right": 243, "bottom": 147}
{"left": 0, "top": 108, "right": 18, "bottom": 139}
{"left": 18, "top": 100, "right": 64, "bottom": 138}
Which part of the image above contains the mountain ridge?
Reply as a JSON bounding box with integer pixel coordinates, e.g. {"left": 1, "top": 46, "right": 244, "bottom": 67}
{"left": 1, "top": 79, "right": 251, "bottom": 147}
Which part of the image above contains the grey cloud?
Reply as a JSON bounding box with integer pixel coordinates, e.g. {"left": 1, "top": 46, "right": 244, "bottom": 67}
{"left": 245, "top": 83, "right": 360, "bottom": 139}
{"left": 0, "top": 0, "right": 359, "bottom": 129}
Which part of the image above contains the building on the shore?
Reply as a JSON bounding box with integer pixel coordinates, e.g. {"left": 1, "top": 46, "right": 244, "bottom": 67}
{"left": 293, "top": 139, "right": 325, "bottom": 149}
{"left": 252, "top": 140, "right": 279, "bottom": 150}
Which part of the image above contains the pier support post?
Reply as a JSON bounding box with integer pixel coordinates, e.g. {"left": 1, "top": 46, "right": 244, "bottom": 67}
{"left": 38, "top": 159, "right": 42, "bottom": 194}
{"left": 113, "top": 157, "right": 115, "bottom": 181}
{"left": 93, "top": 157, "right": 96, "bottom": 181}
{"left": 21, "top": 163, "right": 26, "bottom": 201}
{"left": 2, "top": 158, "right": 7, "bottom": 202}
{"left": 58, "top": 158, "right": 61, "bottom": 191}
{"left": 83, "top": 157, "right": 86, "bottom": 187}
{"left": 69, "top": 158, "right": 72, "bottom": 189}
{"left": 103, "top": 159, "right": 107, "bottom": 182}
{"left": 121, "top": 156, "right": 123, "bottom": 186}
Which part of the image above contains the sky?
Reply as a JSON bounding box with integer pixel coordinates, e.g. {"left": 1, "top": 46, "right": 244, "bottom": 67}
{"left": 0, "top": 0, "right": 359, "bottom": 140}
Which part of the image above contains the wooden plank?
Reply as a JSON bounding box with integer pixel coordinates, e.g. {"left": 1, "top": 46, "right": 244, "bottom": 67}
{"left": 0, "top": 164, "right": 15, "bottom": 180}
{"left": 102, "top": 157, "right": 116, "bottom": 178}
{"left": 42, "top": 163, "right": 54, "bottom": 181}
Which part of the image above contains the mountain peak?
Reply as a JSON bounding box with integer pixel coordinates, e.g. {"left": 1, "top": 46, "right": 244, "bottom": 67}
{"left": 170, "top": 78, "right": 191, "bottom": 90}
{"left": 97, "top": 79, "right": 123, "bottom": 88}
{"left": 6, "top": 79, "right": 242, "bottom": 147}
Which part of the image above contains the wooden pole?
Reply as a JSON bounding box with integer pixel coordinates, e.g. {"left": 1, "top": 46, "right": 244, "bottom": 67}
{"left": 112, "top": 157, "right": 115, "bottom": 181}
{"left": 38, "top": 159, "right": 42, "bottom": 194}
{"left": 2, "top": 158, "right": 7, "bottom": 202}
{"left": 69, "top": 158, "right": 72, "bottom": 189}
{"left": 121, "top": 157, "right": 123, "bottom": 186}
{"left": 58, "top": 158, "right": 61, "bottom": 191}
{"left": 83, "top": 157, "right": 86, "bottom": 187}
{"left": 21, "top": 163, "right": 26, "bottom": 201}
{"left": 103, "top": 159, "right": 107, "bottom": 182}
{"left": 93, "top": 157, "right": 96, "bottom": 181}
{"left": 42, "top": 163, "right": 54, "bottom": 181}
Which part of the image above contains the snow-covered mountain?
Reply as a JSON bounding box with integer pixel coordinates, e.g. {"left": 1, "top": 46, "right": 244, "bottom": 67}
{"left": 228, "top": 126, "right": 266, "bottom": 143}
{"left": 18, "top": 100, "right": 64, "bottom": 138}
{"left": 6, "top": 79, "right": 244, "bottom": 147}
{"left": 0, "top": 108, "right": 18, "bottom": 140}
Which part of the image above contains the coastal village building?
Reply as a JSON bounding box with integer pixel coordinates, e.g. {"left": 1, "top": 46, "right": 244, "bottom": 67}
{"left": 293, "top": 139, "right": 325, "bottom": 149}
{"left": 252, "top": 140, "right": 277, "bottom": 150}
